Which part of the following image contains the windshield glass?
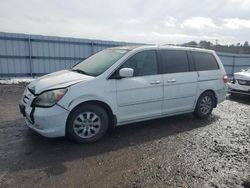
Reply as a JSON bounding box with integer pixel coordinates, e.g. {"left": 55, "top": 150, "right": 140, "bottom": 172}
{"left": 246, "top": 68, "right": 250, "bottom": 73}
{"left": 72, "top": 49, "right": 129, "bottom": 77}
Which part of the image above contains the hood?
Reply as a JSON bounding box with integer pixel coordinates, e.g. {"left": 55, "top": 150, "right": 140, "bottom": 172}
{"left": 234, "top": 71, "right": 250, "bottom": 81}
{"left": 28, "top": 70, "right": 93, "bottom": 94}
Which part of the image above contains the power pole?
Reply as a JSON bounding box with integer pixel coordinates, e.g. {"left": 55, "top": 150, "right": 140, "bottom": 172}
{"left": 215, "top": 39, "right": 219, "bottom": 46}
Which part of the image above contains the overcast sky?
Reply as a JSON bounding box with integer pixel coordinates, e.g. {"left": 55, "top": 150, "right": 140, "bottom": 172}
{"left": 0, "top": 0, "right": 249, "bottom": 45}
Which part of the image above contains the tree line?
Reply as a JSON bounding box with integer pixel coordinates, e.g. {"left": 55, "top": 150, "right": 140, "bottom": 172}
{"left": 182, "top": 41, "right": 250, "bottom": 54}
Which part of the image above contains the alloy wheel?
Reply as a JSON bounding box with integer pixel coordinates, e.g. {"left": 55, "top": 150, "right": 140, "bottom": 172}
{"left": 73, "top": 112, "right": 101, "bottom": 138}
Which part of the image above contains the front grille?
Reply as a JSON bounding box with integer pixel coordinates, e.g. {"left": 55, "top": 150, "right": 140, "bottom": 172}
{"left": 237, "top": 79, "right": 250, "bottom": 86}
{"left": 229, "top": 89, "right": 250, "bottom": 95}
{"left": 23, "top": 95, "right": 29, "bottom": 104}
{"left": 22, "top": 88, "right": 35, "bottom": 124}
{"left": 22, "top": 88, "right": 34, "bottom": 105}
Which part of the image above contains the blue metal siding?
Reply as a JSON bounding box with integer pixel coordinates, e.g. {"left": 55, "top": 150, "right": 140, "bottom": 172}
{"left": 0, "top": 32, "right": 135, "bottom": 77}
{"left": 217, "top": 52, "right": 250, "bottom": 75}
{"left": 0, "top": 32, "right": 249, "bottom": 77}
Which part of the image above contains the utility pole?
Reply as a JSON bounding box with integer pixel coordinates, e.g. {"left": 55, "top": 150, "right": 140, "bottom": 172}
{"left": 215, "top": 39, "right": 219, "bottom": 46}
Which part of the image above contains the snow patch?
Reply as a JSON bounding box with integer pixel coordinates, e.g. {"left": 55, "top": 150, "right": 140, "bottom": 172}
{"left": 0, "top": 77, "right": 35, "bottom": 84}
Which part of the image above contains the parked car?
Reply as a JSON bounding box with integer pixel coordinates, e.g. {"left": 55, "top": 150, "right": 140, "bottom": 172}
{"left": 228, "top": 68, "right": 250, "bottom": 95}
{"left": 19, "top": 46, "right": 228, "bottom": 143}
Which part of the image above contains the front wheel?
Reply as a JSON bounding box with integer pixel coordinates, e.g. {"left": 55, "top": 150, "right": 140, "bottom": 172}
{"left": 66, "top": 104, "right": 109, "bottom": 143}
{"left": 193, "top": 92, "right": 215, "bottom": 118}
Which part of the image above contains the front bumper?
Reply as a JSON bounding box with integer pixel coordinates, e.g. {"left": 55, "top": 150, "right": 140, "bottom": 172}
{"left": 20, "top": 104, "right": 69, "bottom": 137}
{"left": 20, "top": 92, "right": 69, "bottom": 138}
{"left": 228, "top": 83, "right": 250, "bottom": 95}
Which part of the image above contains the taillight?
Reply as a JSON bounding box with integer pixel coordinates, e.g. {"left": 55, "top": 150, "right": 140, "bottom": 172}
{"left": 223, "top": 75, "right": 229, "bottom": 84}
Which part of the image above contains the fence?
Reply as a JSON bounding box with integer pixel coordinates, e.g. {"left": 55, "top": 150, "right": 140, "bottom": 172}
{"left": 216, "top": 52, "right": 250, "bottom": 75}
{"left": 0, "top": 32, "right": 135, "bottom": 77}
{"left": 0, "top": 32, "right": 250, "bottom": 77}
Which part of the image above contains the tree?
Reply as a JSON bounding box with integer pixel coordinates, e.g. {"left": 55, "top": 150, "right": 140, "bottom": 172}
{"left": 199, "top": 41, "right": 213, "bottom": 48}
{"left": 183, "top": 41, "right": 198, "bottom": 46}
{"left": 243, "top": 41, "right": 249, "bottom": 47}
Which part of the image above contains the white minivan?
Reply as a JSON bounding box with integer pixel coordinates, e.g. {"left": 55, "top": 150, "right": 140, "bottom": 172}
{"left": 20, "top": 46, "right": 228, "bottom": 143}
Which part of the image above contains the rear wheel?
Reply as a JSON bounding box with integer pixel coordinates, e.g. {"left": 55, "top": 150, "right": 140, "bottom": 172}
{"left": 193, "top": 92, "right": 215, "bottom": 118}
{"left": 66, "top": 104, "right": 109, "bottom": 143}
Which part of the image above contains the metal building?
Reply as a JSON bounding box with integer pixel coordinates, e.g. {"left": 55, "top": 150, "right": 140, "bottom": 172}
{"left": 0, "top": 32, "right": 249, "bottom": 78}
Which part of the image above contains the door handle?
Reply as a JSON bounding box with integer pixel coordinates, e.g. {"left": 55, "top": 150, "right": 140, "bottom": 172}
{"left": 167, "top": 79, "right": 176, "bottom": 83}
{"left": 150, "top": 80, "right": 161, "bottom": 85}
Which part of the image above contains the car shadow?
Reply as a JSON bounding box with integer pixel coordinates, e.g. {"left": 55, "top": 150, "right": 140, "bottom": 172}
{"left": 2, "top": 113, "right": 220, "bottom": 175}
{"left": 227, "top": 94, "right": 250, "bottom": 105}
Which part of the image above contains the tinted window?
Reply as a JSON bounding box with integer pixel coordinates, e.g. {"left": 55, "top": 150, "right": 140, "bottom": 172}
{"left": 121, "top": 50, "right": 158, "bottom": 77}
{"left": 160, "top": 50, "right": 189, "bottom": 73}
{"left": 192, "top": 52, "right": 219, "bottom": 71}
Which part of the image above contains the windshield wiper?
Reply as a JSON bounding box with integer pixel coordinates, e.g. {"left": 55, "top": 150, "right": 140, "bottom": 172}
{"left": 71, "top": 69, "right": 90, "bottom": 76}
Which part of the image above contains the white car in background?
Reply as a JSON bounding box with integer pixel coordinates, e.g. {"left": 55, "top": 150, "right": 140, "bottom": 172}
{"left": 228, "top": 68, "right": 250, "bottom": 96}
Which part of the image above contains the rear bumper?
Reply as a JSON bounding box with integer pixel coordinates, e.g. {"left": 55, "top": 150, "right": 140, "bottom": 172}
{"left": 216, "top": 86, "right": 228, "bottom": 104}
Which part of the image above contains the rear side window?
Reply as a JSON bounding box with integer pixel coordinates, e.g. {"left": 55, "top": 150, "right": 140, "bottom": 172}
{"left": 192, "top": 52, "right": 219, "bottom": 71}
{"left": 160, "top": 50, "right": 189, "bottom": 74}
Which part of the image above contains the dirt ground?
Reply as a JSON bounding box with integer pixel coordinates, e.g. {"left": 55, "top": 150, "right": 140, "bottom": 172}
{"left": 0, "top": 84, "right": 249, "bottom": 188}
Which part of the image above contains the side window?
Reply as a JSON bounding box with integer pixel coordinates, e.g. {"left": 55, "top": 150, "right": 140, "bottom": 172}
{"left": 121, "top": 50, "right": 158, "bottom": 77}
{"left": 160, "top": 50, "right": 189, "bottom": 74}
{"left": 192, "top": 52, "right": 219, "bottom": 71}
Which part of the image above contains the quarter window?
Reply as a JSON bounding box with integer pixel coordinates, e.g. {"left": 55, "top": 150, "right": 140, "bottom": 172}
{"left": 192, "top": 52, "right": 219, "bottom": 71}
{"left": 121, "top": 50, "right": 158, "bottom": 77}
{"left": 160, "top": 50, "right": 189, "bottom": 74}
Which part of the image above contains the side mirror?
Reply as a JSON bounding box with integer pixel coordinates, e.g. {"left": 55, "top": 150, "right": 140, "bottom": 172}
{"left": 119, "top": 68, "right": 134, "bottom": 78}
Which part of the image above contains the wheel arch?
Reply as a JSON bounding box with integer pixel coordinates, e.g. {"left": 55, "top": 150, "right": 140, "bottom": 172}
{"left": 66, "top": 100, "right": 117, "bottom": 130}
{"left": 198, "top": 89, "right": 218, "bottom": 107}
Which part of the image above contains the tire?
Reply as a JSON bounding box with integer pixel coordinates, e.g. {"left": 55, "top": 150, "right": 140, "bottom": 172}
{"left": 193, "top": 91, "right": 215, "bottom": 119}
{"left": 66, "top": 104, "right": 109, "bottom": 143}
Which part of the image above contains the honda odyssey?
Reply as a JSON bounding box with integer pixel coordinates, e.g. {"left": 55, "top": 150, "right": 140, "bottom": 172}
{"left": 19, "top": 46, "right": 228, "bottom": 143}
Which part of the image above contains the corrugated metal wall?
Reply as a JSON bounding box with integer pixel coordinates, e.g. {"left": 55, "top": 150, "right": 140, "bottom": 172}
{"left": 0, "top": 32, "right": 249, "bottom": 77}
{"left": 217, "top": 52, "right": 250, "bottom": 75}
{"left": 0, "top": 32, "right": 135, "bottom": 77}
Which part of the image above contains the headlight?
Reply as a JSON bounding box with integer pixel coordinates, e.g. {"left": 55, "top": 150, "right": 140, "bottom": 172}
{"left": 32, "top": 89, "right": 67, "bottom": 107}
{"left": 237, "top": 79, "right": 247, "bottom": 85}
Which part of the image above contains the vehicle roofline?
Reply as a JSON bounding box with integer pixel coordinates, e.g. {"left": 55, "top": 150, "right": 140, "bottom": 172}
{"left": 109, "top": 45, "right": 215, "bottom": 53}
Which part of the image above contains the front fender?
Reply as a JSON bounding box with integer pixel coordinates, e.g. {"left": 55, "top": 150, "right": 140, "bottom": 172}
{"left": 67, "top": 94, "right": 116, "bottom": 115}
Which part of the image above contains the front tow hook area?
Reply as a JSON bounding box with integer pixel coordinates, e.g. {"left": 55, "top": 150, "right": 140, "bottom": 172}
{"left": 19, "top": 104, "right": 26, "bottom": 117}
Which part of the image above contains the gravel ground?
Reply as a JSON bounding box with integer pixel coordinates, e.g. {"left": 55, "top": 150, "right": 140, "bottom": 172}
{"left": 0, "top": 84, "right": 249, "bottom": 188}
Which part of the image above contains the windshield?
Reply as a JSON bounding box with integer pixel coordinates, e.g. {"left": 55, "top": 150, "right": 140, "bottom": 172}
{"left": 72, "top": 49, "right": 129, "bottom": 77}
